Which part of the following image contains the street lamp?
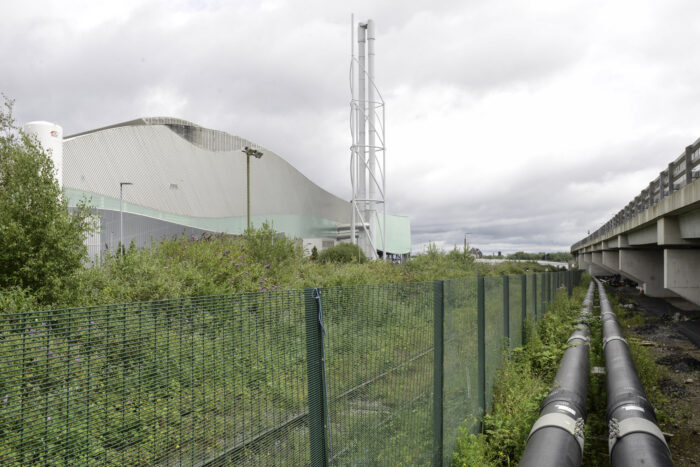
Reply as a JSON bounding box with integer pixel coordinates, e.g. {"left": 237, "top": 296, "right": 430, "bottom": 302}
{"left": 242, "top": 147, "right": 263, "bottom": 231}
{"left": 119, "top": 182, "right": 133, "bottom": 253}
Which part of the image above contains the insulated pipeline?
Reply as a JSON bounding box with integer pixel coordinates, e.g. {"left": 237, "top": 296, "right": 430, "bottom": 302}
{"left": 519, "top": 280, "right": 595, "bottom": 467}
{"left": 597, "top": 280, "right": 673, "bottom": 467}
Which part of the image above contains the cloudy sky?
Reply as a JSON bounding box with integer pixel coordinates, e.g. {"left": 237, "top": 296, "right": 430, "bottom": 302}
{"left": 2, "top": 0, "right": 699, "bottom": 254}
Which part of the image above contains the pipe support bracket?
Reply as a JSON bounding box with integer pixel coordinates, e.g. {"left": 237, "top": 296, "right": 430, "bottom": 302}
{"left": 528, "top": 412, "right": 585, "bottom": 455}
{"left": 608, "top": 417, "right": 670, "bottom": 455}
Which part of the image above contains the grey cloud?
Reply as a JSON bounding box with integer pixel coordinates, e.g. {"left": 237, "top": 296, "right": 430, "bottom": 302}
{"left": 3, "top": 1, "right": 700, "bottom": 256}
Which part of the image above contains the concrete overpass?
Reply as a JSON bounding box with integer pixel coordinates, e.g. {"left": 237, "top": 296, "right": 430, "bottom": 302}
{"left": 571, "top": 138, "right": 700, "bottom": 305}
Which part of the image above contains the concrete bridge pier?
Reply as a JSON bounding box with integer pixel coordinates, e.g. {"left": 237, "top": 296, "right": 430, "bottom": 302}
{"left": 619, "top": 249, "right": 677, "bottom": 297}
{"left": 602, "top": 250, "right": 619, "bottom": 272}
{"left": 665, "top": 249, "right": 700, "bottom": 304}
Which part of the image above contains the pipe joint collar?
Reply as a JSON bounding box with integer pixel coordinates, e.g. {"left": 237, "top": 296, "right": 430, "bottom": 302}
{"left": 602, "top": 335, "right": 627, "bottom": 350}
{"left": 566, "top": 334, "right": 590, "bottom": 346}
{"left": 528, "top": 412, "right": 585, "bottom": 456}
{"left": 608, "top": 417, "right": 669, "bottom": 456}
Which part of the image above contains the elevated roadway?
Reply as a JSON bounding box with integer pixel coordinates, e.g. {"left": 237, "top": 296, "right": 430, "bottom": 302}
{"left": 571, "top": 138, "right": 700, "bottom": 305}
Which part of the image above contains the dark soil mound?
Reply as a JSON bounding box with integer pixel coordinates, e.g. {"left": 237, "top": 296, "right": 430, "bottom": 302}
{"left": 656, "top": 354, "right": 700, "bottom": 372}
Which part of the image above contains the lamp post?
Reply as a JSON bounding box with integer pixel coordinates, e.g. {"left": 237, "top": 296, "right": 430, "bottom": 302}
{"left": 119, "top": 182, "right": 133, "bottom": 253}
{"left": 242, "top": 147, "right": 263, "bottom": 231}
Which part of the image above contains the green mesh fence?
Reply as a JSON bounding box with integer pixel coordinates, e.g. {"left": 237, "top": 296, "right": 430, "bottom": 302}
{"left": 1, "top": 271, "right": 581, "bottom": 466}
{"left": 484, "top": 277, "right": 504, "bottom": 412}
{"left": 0, "top": 292, "right": 310, "bottom": 466}
{"left": 318, "top": 283, "right": 434, "bottom": 465}
{"left": 508, "top": 275, "right": 523, "bottom": 348}
{"left": 526, "top": 274, "right": 535, "bottom": 323}
{"left": 442, "top": 278, "right": 478, "bottom": 464}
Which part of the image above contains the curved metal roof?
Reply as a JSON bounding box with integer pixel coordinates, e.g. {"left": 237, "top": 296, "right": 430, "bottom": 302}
{"left": 64, "top": 119, "right": 349, "bottom": 222}
{"left": 63, "top": 117, "right": 411, "bottom": 253}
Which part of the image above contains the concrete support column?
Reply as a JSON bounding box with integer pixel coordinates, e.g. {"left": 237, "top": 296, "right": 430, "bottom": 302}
{"left": 619, "top": 249, "right": 676, "bottom": 298}
{"left": 664, "top": 249, "right": 700, "bottom": 305}
{"left": 588, "top": 251, "right": 610, "bottom": 275}
{"left": 602, "top": 250, "right": 620, "bottom": 272}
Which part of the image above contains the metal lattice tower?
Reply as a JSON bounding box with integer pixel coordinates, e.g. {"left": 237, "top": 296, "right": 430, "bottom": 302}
{"left": 350, "top": 17, "right": 386, "bottom": 260}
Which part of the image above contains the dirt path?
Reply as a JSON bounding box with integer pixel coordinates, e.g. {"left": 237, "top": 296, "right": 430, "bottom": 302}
{"left": 609, "top": 286, "right": 700, "bottom": 465}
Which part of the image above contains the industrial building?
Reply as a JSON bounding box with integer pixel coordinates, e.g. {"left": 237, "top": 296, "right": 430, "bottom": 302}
{"left": 25, "top": 117, "right": 411, "bottom": 261}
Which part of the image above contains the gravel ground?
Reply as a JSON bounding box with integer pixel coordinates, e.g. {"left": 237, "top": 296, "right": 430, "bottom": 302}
{"left": 610, "top": 286, "right": 700, "bottom": 466}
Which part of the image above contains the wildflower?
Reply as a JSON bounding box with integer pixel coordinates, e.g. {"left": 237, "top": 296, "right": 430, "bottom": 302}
{"left": 28, "top": 328, "right": 34, "bottom": 336}
{"left": 264, "top": 264, "right": 270, "bottom": 269}
{"left": 3, "top": 394, "right": 8, "bottom": 404}
{"left": 46, "top": 416, "right": 51, "bottom": 421}
{"left": 163, "top": 266, "right": 169, "bottom": 269}
{"left": 75, "top": 358, "right": 83, "bottom": 363}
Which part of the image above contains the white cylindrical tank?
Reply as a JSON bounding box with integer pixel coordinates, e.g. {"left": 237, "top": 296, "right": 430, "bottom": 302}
{"left": 23, "top": 121, "right": 64, "bottom": 188}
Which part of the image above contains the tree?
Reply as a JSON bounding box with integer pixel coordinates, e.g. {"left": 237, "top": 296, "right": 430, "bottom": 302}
{"left": 0, "top": 96, "right": 93, "bottom": 304}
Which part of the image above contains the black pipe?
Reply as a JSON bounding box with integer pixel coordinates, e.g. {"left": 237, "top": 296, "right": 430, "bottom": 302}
{"left": 597, "top": 280, "right": 673, "bottom": 467}
{"left": 519, "top": 281, "right": 595, "bottom": 467}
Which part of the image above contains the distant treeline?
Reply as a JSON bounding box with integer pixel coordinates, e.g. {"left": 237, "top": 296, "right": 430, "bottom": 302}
{"left": 483, "top": 251, "right": 573, "bottom": 262}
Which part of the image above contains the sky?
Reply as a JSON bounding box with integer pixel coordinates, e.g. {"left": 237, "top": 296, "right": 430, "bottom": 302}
{"left": 2, "top": 0, "right": 700, "bottom": 254}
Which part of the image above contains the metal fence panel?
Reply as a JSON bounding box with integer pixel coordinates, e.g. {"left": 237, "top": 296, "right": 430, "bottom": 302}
{"left": 508, "top": 275, "right": 523, "bottom": 348}
{"left": 317, "top": 283, "right": 434, "bottom": 466}
{"left": 484, "top": 276, "right": 505, "bottom": 411}
{"left": 442, "top": 278, "right": 478, "bottom": 464}
{"left": 526, "top": 274, "right": 535, "bottom": 322}
{"left": 0, "top": 292, "right": 310, "bottom": 466}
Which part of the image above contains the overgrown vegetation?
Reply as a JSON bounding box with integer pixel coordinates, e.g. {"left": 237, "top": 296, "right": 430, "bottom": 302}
{"left": 317, "top": 242, "right": 366, "bottom": 264}
{"left": 452, "top": 277, "right": 590, "bottom": 466}
{"left": 1, "top": 219, "right": 555, "bottom": 310}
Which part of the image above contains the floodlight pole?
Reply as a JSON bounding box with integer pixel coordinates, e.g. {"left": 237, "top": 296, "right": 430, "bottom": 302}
{"left": 242, "top": 147, "right": 264, "bottom": 231}
{"left": 119, "top": 182, "right": 133, "bottom": 253}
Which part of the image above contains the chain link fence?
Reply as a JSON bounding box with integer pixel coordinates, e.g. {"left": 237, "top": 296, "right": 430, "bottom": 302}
{"left": 0, "top": 270, "right": 582, "bottom": 466}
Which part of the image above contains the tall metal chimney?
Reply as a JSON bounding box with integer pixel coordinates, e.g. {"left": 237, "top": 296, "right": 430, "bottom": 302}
{"left": 350, "top": 18, "right": 386, "bottom": 261}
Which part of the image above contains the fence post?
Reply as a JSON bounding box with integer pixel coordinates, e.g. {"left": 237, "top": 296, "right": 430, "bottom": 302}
{"left": 433, "top": 280, "right": 444, "bottom": 466}
{"left": 503, "top": 275, "right": 510, "bottom": 344}
{"left": 567, "top": 270, "right": 573, "bottom": 297}
{"left": 521, "top": 275, "right": 527, "bottom": 346}
{"left": 477, "top": 276, "right": 486, "bottom": 421}
{"left": 304, "top": 288, "right": 328, "bottom": 467}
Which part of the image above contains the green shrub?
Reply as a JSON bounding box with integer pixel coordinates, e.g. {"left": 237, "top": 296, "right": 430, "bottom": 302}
{"left": 244, "top": 222, "right": 301, "bottom": 265}
{"left": 0, "top": 287, "right": 37, "bottom": 315}
{"left": 318, "top": 242, "right": 366, "bottom": 264}
{"left": 0, "top": 97, "right": 94, "bottom": 305}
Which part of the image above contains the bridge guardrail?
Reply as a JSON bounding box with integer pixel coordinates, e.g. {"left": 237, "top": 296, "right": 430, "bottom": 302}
{"left": 572, "top": 137, "right": 700, "bottom": 251}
